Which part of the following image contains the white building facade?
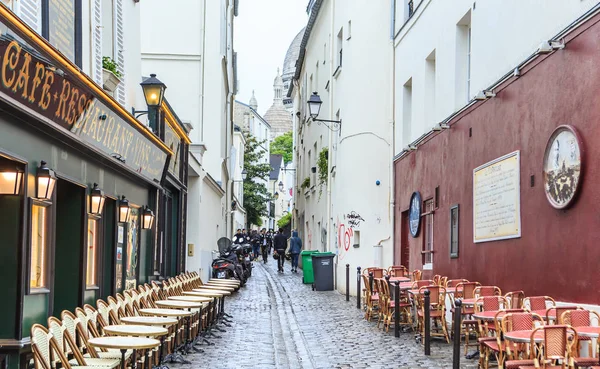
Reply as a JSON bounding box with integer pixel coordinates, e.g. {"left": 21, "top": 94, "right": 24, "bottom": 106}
{"left": 393, "top": 0, "right": 599, "bottom": 154}
{"left": 290, "top": 0, "right": 394, "bottom": 293}
{"left": 140, "top": 0, "right": 237, "bottom": 280}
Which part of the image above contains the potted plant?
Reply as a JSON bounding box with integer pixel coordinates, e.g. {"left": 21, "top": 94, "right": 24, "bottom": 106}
{"left": 301, "top": 177, "right": 310, "bottom": 190}
{"left": 102, "top": 56, "right": 122, "bottom": 92}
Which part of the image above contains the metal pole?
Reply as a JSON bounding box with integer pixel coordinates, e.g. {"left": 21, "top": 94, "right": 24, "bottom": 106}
{"left": 394, "top": 281, "right": 400, "bottom": 338}
{"left": 369, "top": 272, "right": 374, "bottom": 293}
{"left": 424, "top": 289, "right": 431, "bottom": 356}
{"left": 356, "top": 266, "right": 362, "bottom": 309}
{"left": 346, "top": 264, "right": 350, "bottom": 301}
{"left": 453, "top": 299, "right": 462, "bottom": 369}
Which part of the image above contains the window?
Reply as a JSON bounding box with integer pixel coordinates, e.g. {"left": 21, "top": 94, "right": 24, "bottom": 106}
{"left": 456, "top": 10, "right": 472, "bottom": 104}
{"left": 30, "top": 202, "right": 50, "bottom": 290}
{"left": 402, "top": 78, "right": 412, "bottom": 146}
{"left": 425, "top": 50, "right": 436, "bottom": 126}
{"left": 86, "top": 218, "right": 99, "bottom": 287}
{"left": 347, "top": 20, "right": 352, "bottom": 40}
{"left": 336, "top": 28, "right": 343, "bottom": 68}
{"left": 450, "top": 205, "right": 459, "bottom": 258}
{"left": 353, "top": 230, "right": 360, "bottom": 248}
{"left": 422, "top": 199, "right": 434, "bottom": 267}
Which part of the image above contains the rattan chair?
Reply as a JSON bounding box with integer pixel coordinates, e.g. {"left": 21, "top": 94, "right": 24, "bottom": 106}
{"left": 504, "top": 291, "right": 525, "bottom": 309}
{"left": 524, "top": 296, "right": 556, "bottom": 312}
{"left": 416, "top": 285, "right": 450, "bottom": 343}
{"left": 516, "top": 325, "right": 578, "bottom": 369}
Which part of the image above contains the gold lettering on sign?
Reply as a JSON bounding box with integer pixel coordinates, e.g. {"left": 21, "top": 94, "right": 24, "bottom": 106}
{"left": 2, "top": 40, "right": 19, "bottom": 89}
{"left": 55, "top": 79, "right": 70, "bottom": 121}
{"left": 39, "top": 70, "right": 54, "bottom": 110}
{"left": 29, "top": 62, "right": 45, "bottom": 103}
{"left": 103, "top": 115, "right": 115, "bottom": 146}
{"left": 12, "top": 52, "right": 31, "bottom": 98}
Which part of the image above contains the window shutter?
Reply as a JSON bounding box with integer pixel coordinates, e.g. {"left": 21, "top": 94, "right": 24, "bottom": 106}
{"left": 115, "top": 0, "right": 125, "bottom": 105}
{"left": 16, "top": 0, "right": 41, "bottom": 34}
{"left": 91, "top": 0, "right": 102, "bottom": 85}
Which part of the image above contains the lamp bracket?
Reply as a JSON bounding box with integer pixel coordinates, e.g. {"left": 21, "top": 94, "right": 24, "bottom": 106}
{"left": 131, "top": 107, "right": 149, "bottom": 119}
{"left": 310, "top": 118, "right": 342, "bottom": 132}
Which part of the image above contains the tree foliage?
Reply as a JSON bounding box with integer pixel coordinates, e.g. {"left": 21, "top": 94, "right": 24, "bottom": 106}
{"left": 277, "top": 212, "right": 292, "bottom": 228}
{"left": 243, "top": 133, "right": 271, "bottom": 228}
{"left": 270, "top": 131, "right": 293, "bottom": 164}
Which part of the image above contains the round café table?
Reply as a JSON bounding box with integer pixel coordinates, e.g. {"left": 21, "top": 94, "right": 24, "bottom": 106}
{"left": 168, "top": 295, "right": 212, "bottom": 303}
{"left": 574, "top": 326, "right": 600, "bottom": 338}
{"left": 138, "top": 308, "right": 193, "bottom": 318}
{"left": 530, "top": 310, "right": 556, "bottom": 321}
{"left": 185, "top": 290, "right": 228, "bottom": 320}
{"left": 504, "top": 329, "right": 544, "bottom": 343}
{"left": 154, "top": 300, "right": 205, "bottom": 310}
{"left": 120, "top": 316, "right": 178, "bottom": 327}
{"left": 473, "top": 310, "right": 507, "bottom": 322}
{"left": 207, "top": 279, "right": 240, "bottom": 286}
{"left": 193, "top": 288, "right": 232, "bottom": 296}
{"left": 88, "top": 336, "right": 160, "bottom": 369}
{"left": 103, "top": 325, "right": 167, "bottom": 338}
{"left": 198, "top": 284, "right": 235, "bottom": 292}
{"left": 387, "top": 276, "right": 411, "bottom": 283}
{"left": 399, "top": 282, "right": 415, "bottom": 291}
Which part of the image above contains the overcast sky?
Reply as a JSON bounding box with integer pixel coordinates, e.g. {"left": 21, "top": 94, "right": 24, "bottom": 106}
{"left": 235, "top": 0, "right": 308, "bottom": 116}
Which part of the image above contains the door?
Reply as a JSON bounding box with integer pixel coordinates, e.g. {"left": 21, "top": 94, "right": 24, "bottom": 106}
{"left": 52, "top": 179, "right": 85, "bottom": 316}
{"left": 400, "top": 211, "right": 410, "bottom": 270}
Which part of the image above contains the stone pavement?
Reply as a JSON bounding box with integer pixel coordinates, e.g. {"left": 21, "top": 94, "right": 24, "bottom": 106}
{"left": 174, "top": 259, "right": 479, "bottom": 369}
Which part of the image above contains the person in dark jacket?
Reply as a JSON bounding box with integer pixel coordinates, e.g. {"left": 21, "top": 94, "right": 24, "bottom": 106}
{"left": 232, "top": 229, "right": 244, "bottom": 245}
{"left": 250, "top": 230, "right": 261, "bottom": 260}
{"left": 273, "top": 228, "right": 288, "bottom": 273}
{"left": 289, "top": 231, "right": 302, "bottom": 273}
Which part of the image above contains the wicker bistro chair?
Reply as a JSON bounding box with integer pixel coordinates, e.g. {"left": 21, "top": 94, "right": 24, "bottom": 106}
{"left": 362, "top": 274, "right": 379, "bottom": 321}
{"left": 474, "top": 286, "right": 502, "bottom": 298}
{"left": 524, "top": 296, "right": 556, "bottom": 312}
{"left": 492, "top": 312, "right": 545, "bottom": 369}
{"left": 561, "top": 309, "right": 600, "bottom": 368}
{"left": 30, "top": 324, "right": 110, "bottom": 369}
{"left": 505, "top": 291, "right": 525, "bottom": 309}
{"left": 451, "top": 281, "right": 481, "bottom": 355}
{"left": 412, "top": 270, "right": 422, "bottom": 282}
{"left": 377, "top": 278, "right": 412, "bottom": 332}
{"left": 516, "top": 325, "right": 578, "bottom": 369}
{"left": 387, "top": 266, "right": 408, "bottom": 278}
{"left": 416, "top": 286, "right": 450, "bottom": 344}
{"left": 363, "top": 267, "right": 385, "bottom": 279}
{"left": 47, "top": 317, "right": 120, "bottom": 369}
{"left": 446, "top": 279, "right": 469, "bottom": 288}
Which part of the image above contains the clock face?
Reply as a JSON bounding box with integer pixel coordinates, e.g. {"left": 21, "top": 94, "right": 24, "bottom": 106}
{"left": 543, "top": 126, "right": 583, "bottom": 209}
{"left": 409, "top": 192, "right": 422, "bottom": 237}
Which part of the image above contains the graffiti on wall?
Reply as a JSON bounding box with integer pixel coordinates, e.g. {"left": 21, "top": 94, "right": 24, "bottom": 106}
{"left": 337, "top": 222, "right": 354, "bottom": 260}
{"left": 346, "top": 211, "right": 365, "bottom": 228}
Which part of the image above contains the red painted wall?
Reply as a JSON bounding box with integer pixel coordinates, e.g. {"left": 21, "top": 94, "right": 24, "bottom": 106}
{"left": 394, "top": 15, "right": 600, "bottom": 304}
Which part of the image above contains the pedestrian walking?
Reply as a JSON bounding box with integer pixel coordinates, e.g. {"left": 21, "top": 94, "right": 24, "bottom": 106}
{"left": 250, "top": 230, "right": 261, "bottom": 260}
{"left": 273, "top": 228, "right": 288, "bottom": 273}
{"left": 232, "top": 229, "right": 244, "bottom": 245}
{"left": 289, "top": 230, "right": 302, "bottom": 273}
{"left": 260, "top": 228, "right": 269, "bottom": 263}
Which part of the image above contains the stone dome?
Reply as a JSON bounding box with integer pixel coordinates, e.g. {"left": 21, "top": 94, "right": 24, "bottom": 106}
{"left": 264, "top": 69, "right": 292, "bottom": 139}
{"left": 282, "top": 28, "right": 305, "bottom": 83}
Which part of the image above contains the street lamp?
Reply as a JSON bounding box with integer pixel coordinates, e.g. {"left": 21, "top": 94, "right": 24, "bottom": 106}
{"left": 89, "top": 183, "right": 106, "bottom": 215}
{"left": 131, "top": 74, "right": 167, "bottom": 132}
{"left": 118, "top": 196, "right": 131, "bottom": 223}
{"left": 36, "top": 161, "right": 56, "bottom": 200}
{"left": 278, "top": 181, "right": 284, "bottom": 192}
{"left": 242, "top": 169, "right": 248, "bottom": 180}
{"left": 141, "top": 206, "right": 155, "bottom": 230}
{"left": 0, "top": 168, "right": 23, "bottom": 195}
{"left": 273, "top": 192, "right": 279, "bottom": 200}
{"left": 307, "top": 92, "right": 342, "bottom": 132}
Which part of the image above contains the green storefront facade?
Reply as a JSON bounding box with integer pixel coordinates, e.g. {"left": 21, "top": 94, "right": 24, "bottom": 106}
{"left": 0, "top": 6, "right": 189, "bottom": 369}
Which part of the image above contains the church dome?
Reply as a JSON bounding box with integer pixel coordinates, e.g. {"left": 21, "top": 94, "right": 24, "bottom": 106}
{"left": 264, "top": 69, "right": 292, "bottom": 139}
{"left": 282, "top": 28, "right": 305, "bottom": 83}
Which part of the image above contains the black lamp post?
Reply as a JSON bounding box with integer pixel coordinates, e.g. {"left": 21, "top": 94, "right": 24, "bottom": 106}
{"left": 141, "top": 206, "right": 155, "bottom": 230}
{"left": 273, "top": 192, "right": 279, "bottom": 200}
{"left": 90, "top": 183, "right": 106, "bottom": 215}
{"left": 242, "top": 169, "right": 248, "bottom": 180}
{"left": 278, "top": 181, "right": 284, "bottom": 192}
{"left": 307, "top": 92, "right": 342, "bottom": 132}
{"left": 0, "top": 168, "right": 23, "bottom": 195}
{"left": 36, "top": 161, "right": 56, "bottom": 200}
{"left": 131, "top": 74, "right": 167, "bottom": 133}
{"left": 118, "top": 196, "right": 131, "bottom": 223}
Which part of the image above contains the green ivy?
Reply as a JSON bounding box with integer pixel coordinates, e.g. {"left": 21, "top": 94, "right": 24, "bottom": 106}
{"left": 277, "top": 212, "right": 292, "bottom": 228}
{"left": 317, "top": 147, "right": 328, "bottom": 185}
{"left": 300, "top": 177, "right": 310, "bottom": 190}
{"left": 102, "top": 56, "right": 122, "bottom": 78}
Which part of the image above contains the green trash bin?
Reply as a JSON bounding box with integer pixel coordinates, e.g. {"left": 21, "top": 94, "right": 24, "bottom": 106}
{"left": 300, "top": 250, "right": 319, "bottom": 284}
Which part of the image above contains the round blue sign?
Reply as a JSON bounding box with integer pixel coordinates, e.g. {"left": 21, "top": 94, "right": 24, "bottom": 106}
{"left": 409, "top": 191, "right": 422, "bottom": 237}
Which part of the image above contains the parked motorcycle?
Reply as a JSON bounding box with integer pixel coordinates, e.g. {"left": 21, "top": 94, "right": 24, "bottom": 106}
{"left": 212, "top": 237, "right": 246, "bottom": 285}
{"left": 241, "top": 243, "right": 253, "bottom": 277}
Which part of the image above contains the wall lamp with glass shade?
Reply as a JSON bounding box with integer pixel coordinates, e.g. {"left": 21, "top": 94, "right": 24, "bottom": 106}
{"left": 36, "top": 161, "right": 56, "bottom": 200}
{"left": 131, "top": 74, "right": 167, "bottom": 132}
{"left": 273, "top": 192, "right": 279, "bottom": 200}
{"left": 141, "top": 206, "right": 155, "bottom": 230}
{"left": 90, "top": 183, "right": 106, "bottom": 215}
{"left": 307, "top": 92, "right": 342, "bottom": 132}
{"left": 0, "top": 168, "right": 24, "bottom": 195}
{"left": 118, "top": 196, "right": 131, "bottom": 223}
{"left": 278, "top": 181, "right": 284, "bottom": 192}
{"left": 234, "top": 169, "right": 248, "bottom": 183}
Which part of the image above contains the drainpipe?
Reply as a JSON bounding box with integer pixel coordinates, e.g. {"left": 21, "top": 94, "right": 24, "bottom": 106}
{"left": 326, "top": 0, "right": 335, "bottom": 253}
{"left": 389, "top": 0, "right": 396, "bottom": 256}
{"left": 200, "top": 0, "right": 207, "bottom": 142}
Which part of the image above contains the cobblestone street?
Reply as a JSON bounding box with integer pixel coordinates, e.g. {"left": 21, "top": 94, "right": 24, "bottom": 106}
{"left": 175, "top": 260, "right": 479, "bottom": 369}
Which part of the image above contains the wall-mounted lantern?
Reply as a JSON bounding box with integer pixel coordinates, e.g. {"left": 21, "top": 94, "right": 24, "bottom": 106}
{"left": 0, "top": 168, "right": 23, "bottom": 195}
{"left": 90, "top": 183, "right": 106, "bottom": 215}
{"left": 141, "top": 206, "right": 155, "bottom": 230}
{"left": 118, "top": 196, "right": 131, "bottom": 223}
{"left": 36, "top": 161, "right": 56, "bottom": 200}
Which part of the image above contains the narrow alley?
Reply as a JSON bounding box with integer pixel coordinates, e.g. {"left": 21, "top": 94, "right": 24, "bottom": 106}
{"left": 174, "top": 261, "right": 478, "bottom": 369}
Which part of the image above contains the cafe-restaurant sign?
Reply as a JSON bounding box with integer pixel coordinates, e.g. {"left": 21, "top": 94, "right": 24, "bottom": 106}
{"left": 0, "top": 30, "right": 170, "bottom": 184}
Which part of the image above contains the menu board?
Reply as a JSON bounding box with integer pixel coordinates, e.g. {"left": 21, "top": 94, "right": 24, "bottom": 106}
{"left": 48, "top": 0, "right": 75, "bottom": 61}
{"left": 473, "top": 151, "right": 521, "bottom": 243}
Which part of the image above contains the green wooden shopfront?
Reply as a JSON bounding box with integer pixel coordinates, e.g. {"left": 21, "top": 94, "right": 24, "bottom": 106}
{"left": 0, "top": 6, "right": 190, "bottom": 369}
